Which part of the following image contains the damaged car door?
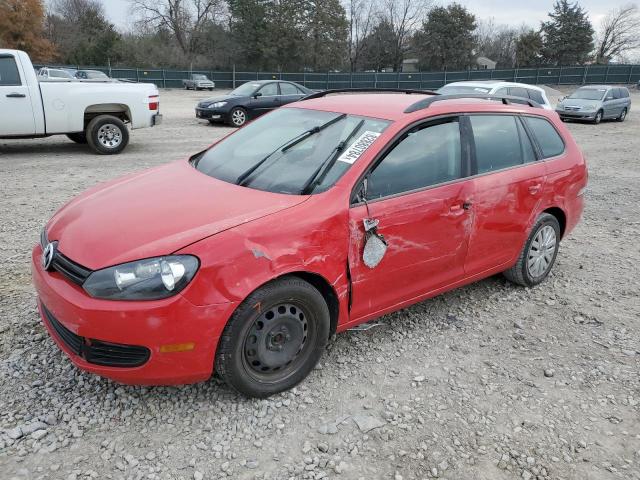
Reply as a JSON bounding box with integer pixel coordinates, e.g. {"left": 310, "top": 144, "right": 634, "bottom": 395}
{"left": 347, "top": 117, "right": 474, "bottom": 322}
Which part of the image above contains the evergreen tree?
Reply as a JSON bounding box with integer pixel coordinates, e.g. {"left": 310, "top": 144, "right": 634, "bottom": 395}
{"left": 541, "top": 0, "right": 594, "bottom": 65}
{"left": 516, "top": 29, "right": 544, "bottom": 66}
{"left": 413, "top": 3, "right": 476, "bottom": 70}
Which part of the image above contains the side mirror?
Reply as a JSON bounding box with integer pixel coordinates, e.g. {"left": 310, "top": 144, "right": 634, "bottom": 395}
{"left": 253, "top": 92, "right": 262, "bottom": 99}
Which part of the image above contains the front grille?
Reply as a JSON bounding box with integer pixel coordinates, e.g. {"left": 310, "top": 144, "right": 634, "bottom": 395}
{"left": 41, "top": 230, "right": 92, "bottom": 285}
{"left": 565, "top": 106, "right": 582, "bottom": 111}
{"left": 42, "top": 304, "right": 150, "bottom": 368}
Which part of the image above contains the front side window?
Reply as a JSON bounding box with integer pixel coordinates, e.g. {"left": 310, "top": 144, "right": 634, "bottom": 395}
{"left": 194, "top": 108, "right": 389, "bottom": 195}
{"left": 258, "top": 83, "right": 278, "bottom": 96}
{"left": 366, "top": 119, "right": 462, "bottom": 200}
{"left": 524, "top": 116, "right": 565, "bottom": 158}
{"left": 470, "top": 115, "right": 535, "bottom": 174}
{"left": 0, "top": 56, "right": 21, "bottom": 86}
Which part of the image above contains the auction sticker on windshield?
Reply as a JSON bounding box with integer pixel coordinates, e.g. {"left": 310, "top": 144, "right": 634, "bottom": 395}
{"left": 337, "top": 131, "right": 381, "bottom": 164}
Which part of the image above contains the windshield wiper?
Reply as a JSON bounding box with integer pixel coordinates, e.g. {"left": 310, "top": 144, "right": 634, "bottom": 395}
{"left": 300, "top": 119, "right": 365, "bottom": 195}
{"left": 235, "top": 113, "right": 347, "bottom": 187}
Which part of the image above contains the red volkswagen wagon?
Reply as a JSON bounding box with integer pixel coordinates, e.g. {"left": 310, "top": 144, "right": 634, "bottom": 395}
{"left": 32, "top": 90, "right": 587, "bottom": 397}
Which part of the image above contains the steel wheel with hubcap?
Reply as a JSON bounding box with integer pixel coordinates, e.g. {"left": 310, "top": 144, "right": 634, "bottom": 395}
{"left": 215, "top": 277, "right": 330, "bottom": 398}
{"left": 229, "top": 107, "right": 247, "bottom": 127}
{"left": 504, "top": 213, "right": 561, "bottom": 287}
{"left": 527, "top": 225, "right": 557, "bottom": 278}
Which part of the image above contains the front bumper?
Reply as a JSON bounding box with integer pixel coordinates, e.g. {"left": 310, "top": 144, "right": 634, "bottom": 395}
{"left": 195, "top": 108, "right": 225, "bottom": 121}
{"left": 31, "top": 244, "right": 238, "bottom": 385}
{"left": 556, "top": 110, "right": 597, "bottom": 120}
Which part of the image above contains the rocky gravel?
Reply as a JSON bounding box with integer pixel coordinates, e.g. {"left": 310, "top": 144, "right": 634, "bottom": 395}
{"left": 1, "top": 88, "right": 639, "bottom": 480}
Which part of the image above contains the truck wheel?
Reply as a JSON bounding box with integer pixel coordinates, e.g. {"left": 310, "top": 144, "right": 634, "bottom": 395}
{"left": 66, "top": 132, "right": 87, "bottom": 144}
{"left": 86, "top": 115, "right": 129, "bottom": 155}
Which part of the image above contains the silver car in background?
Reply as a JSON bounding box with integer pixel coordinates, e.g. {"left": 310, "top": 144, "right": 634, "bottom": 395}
{"left": 556, "top": 85, "right": 631, "bottom": 124}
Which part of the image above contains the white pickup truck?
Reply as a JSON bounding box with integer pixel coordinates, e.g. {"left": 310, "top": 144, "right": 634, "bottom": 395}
{"left": 0, "top": 49, "right": 162, "bottom": 154}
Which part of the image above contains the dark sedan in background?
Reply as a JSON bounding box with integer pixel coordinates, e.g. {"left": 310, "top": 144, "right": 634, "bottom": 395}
{"left": 195, "top": 80, "right": 312, "bottom": 127}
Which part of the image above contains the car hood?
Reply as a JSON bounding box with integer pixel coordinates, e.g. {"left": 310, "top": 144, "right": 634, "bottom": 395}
{"left": 198, "top": 95, "right": 237, "bottom": 106}
{"left": 46, "top": 160, "right": 308, "bottom": 270}
{"left": 559, "top": 98, "right": 602, "bottom": 107}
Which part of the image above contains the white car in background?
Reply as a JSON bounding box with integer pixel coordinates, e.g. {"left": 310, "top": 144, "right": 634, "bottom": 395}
{"left": 437, "top": 81, "right": 553, "bottom": 110}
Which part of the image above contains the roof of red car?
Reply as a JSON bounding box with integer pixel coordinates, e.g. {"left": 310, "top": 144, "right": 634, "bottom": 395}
{"left": 289, "top": 93, "right": 548, "bottom": 122}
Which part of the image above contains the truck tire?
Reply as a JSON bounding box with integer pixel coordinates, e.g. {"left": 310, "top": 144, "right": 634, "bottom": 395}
{"left": 86, "top": 115, "right": 129, "bottom": 155}
{"left": 66, "top": 132, "right": 87, "bottom": 144}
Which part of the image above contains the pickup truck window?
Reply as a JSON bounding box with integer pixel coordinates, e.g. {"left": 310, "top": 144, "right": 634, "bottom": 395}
{"left": 0, "top": 56, "right": 21, "bottom": 86}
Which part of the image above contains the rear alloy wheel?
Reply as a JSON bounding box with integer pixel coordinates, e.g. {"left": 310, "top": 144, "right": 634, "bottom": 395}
{"left": 215, "top": 277, "right": 330, "bottom": 398}
{"left": 504, "top": 213, "right": 561, "bottom": 287}
{"left": 593, "top": 110, "right": 603, "bottom": 124}
{"left": 618, "top": 108, "right": 627, "bottom": 122}
{"left": 229, "top": 107, "right": 247, "bottom": 127}
{"left": 86, "top": 115, "right": 129, "bottom": 155}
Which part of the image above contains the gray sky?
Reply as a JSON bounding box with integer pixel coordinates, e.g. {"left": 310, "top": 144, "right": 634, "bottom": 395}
{"left": 64, "top": 0, "right": 633, "bottom": 31}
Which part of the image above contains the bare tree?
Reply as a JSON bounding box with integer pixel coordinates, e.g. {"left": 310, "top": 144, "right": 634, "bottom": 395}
{"left": 347, "top": 0, "right": 376, "bottom": 72}
{"left": 475, "top": 18, "right": 520, "bottom": 68}
{"left": 129, "top": 0, "right": 224, "bottom": 62}
{"left": 596, "top": 3, "right": 640, "bottom": 64}
{"left": 379, "top": 0, "right": 431, "bottom": 71}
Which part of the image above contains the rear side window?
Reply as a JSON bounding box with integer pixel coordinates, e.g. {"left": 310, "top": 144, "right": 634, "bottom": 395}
{"left": 524, "top": 117, "right": 565, "bottom": 158}
{"left": 613, "top": 88, "right": 622, "bottom": 99}
{"left": 509, "top": 87, "right": 528, "bottom": 99}
{"left": 470, "top": 115, "right": 535, "bottom": 174}
{"left": 280, "top": 82, "right": 299, "bottom": 95}
{"left": 0, "top": 56, "right": 21, "bottom": 86}
{"left": 367, "top": 119, "right": 462, "bottom": 199}
{"left": 622, "top": 88, "right": 630, "bottom": 98}
{"left": 527, "top": 89, "right": 545, "bottom": 104}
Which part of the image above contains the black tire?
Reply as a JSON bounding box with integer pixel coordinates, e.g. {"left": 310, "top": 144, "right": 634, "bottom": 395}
{"left": 66, "top": 132, "right": 87, "bottom": 144}
{"left": 593, "top": 110, "right": 603, "bottom": 124}
{"left": 504, "top": 213, "right": 561, "bottom": 287}
{"left": 208, "top": 87, "right": 214, "bottom": 91}
{"left": 215, "top": 277, "right": 330, "bottom": 398}
{"left": 86, "top": 115, "right": 129, "bottom": 155}
{"left": 617, "top": 108, "right": 627, "bottom": 122}
{"left": 228, "top": 107, "right": 248, "bottom": 127}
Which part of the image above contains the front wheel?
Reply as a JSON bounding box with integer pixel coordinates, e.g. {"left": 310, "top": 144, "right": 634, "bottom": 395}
{"left": 229, "top": 107, "right": 247, "bottom": 127}
{"left": 593, "top": 110, "right": 603, "bottom": 124}
{"left": 215, "top": 277, "right": 330, "bottom": 398}
{"left": 86, "top": 115, "right": 129, "bottom": 155}
{"left": 504, "top": 213, "right": 561, "bottom": 287}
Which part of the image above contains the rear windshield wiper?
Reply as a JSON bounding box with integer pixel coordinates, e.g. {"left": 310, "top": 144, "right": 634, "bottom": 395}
{"left": 300, "top": 119, "right": 365, "bottom": 195}
{"left": 235, "top": 113, "right": 347, "bottom": 187}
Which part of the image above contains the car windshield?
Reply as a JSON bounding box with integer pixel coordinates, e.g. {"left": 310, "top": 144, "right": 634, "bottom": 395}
{"left": 193, "top": 74, "right": 207, "bottom": 80}
{"left": 194, "top": 108, "right": 390, "bottom": 195}
{"left": 568, "top": 89, "right": 606, "bottom": 100}
{"left": 231, "top": 82, "right": 261, "bottom": 96}
{"left": 438, "top": 85, "right": 492, "bottom": 94}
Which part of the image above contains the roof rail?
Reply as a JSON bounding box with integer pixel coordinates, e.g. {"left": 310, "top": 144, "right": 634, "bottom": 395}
{"left": 302, "top": 88, "right": 440, "bottom": 101}
{"left": 404, "top": 94, "right": 541, "bottom": 113}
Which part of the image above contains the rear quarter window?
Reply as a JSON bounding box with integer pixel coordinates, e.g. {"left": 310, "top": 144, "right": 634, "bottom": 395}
{"left": 524, "top": 117, "right": 565, "bottom": 158}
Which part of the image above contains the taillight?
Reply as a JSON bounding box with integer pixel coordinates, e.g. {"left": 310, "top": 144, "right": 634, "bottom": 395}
{"left": 148, "top": 95, "right": 159, "bottom": 111}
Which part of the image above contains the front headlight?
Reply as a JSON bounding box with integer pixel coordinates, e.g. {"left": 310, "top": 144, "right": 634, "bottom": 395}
{"left": 83, "top": 255, "right": 199, "bottom": 300}
{"left": 211, "top": 101, "right": 227, "bottom": 108}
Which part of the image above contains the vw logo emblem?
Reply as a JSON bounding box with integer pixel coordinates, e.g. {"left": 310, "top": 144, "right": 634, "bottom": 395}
{"left": 42, "top": 242, "right": 56, "bottom": 270}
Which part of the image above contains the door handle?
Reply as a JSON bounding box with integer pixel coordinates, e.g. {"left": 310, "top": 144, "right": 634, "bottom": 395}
{"left": 6, "top": 93, "right": 26, "bottom": 98}
{"left": 528, "top": 184, "right": 542, "bottom": 194}
{"left": 450, "top": 201, "right": 472, "bottom": 213}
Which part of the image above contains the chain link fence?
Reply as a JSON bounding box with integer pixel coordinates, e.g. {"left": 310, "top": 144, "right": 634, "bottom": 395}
{"left": 33, "top": 64, "right": 640, "bottom": 89}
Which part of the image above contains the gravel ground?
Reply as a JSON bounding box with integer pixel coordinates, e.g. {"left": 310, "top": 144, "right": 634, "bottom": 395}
{"left": 0, "top": 88, "right": 639, "bottom": 480}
